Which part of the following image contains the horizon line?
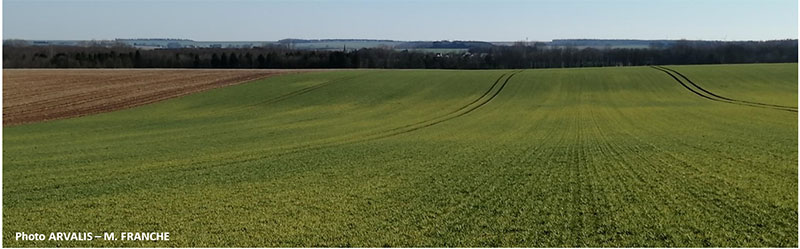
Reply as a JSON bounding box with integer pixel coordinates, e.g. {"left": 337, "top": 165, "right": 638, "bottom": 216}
{"left": 4, "top": 37, "right": 799, "bottom": 43}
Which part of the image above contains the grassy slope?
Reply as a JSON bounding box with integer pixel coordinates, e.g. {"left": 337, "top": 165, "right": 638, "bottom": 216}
{"left": 3, "top": 64, "right": 797, "bottom": 247}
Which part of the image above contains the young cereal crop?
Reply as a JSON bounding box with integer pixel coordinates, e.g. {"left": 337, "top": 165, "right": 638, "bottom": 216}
{"left": 3, "top": 64, "right": 797, "bottom": 247}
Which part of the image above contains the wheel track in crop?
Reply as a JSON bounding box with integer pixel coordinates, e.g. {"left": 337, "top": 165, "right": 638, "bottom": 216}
{"left": 260, "top": 70, "right": 522, "bottom": 153}
{"left": 14, "top": 71, "right": 513, "bottom": 158}
{"left": 192, "top": 71, "right": 516, "bottom": 152}
{"left": 26, "top": 71, "right": 525, "bottom": 194}
{"left": 27, "top": 69, "right": 521, "bottom": 205}
{"left": 658, "top": 66, "right": 797, "bottom": 110}
{"left": 379, "top": 72, "right": 509, "bottom": 134}
{"left": 244, "top": 73, "right": 368, "bottom": 109}
{"left": 247, "top": 70, "right": 523, "bottom": 159}
{"left": 215, "top": 70, "right": 519, "bottom": 156}
{"left": 206, "top": 73, "right": 368, "bottom": 117}
{"left": 368, "top": 71, "right": 521, "bottom": 139}
{"left": 651, "top": 66, "right": 797, "bottom": 112}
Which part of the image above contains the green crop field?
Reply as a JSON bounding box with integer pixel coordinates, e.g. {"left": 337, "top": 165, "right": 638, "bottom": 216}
{"left": 3, "top": 63, "right": 797, "bottom": 247}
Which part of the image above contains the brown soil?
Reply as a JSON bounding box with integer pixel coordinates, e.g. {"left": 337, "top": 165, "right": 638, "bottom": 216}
{"left": 3, "top": 69, "right": 304, "bottom": 126}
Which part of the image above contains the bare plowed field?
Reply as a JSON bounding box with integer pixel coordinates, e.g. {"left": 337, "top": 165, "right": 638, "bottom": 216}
{"left": 2, "top": 69, "right": 300, "bottom": 125}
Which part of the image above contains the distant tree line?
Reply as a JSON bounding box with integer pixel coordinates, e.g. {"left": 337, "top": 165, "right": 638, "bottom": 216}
{"left": 3, "top": 40, "right": 796, "bottom": 69}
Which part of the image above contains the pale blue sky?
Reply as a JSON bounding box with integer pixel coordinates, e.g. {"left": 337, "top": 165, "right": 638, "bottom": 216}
{"left": 3, "top": 0, "right": 798, "bottom": 41}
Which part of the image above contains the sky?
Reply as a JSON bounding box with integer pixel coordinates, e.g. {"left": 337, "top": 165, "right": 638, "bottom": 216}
{"left": 3, "top": 0, "right": 798, "bottom": 41}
